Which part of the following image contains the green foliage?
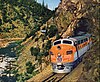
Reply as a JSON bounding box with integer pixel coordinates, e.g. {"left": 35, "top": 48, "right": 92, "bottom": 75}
{"left": 26, "top": 66, "right": 34, "bottom": 74}
{"left": 43, "top": 51, "right": 49, "bottom": 56}
{"left": 37, "top": 52, "right": 43, "bottom": 63}
{"left": 48, "top": 25, "right": 58, "bottom": 38}
{"left": 45, "top": 40, "right": 51, "bottom": 50}
{"left": 26, "top": 61, "right": 35, "bottom": 74}
{"left": 26, "top": 61, "right": 32, "bottom": 67}
{"left": 11, "top": 69, "right": 18, "bottom": 74}
{"left": 16, "top": 72, "right": 31, "bottom": 82}
{"left": 16, "top": 71, "right": 38, "bottom": 82}
{"left": 14, "top": 65, "right": 38, "bottom": 82}
{"left": 0, "top": 0, "right": 54, "bottom": 38}
{"left": 15, "top": 40, "right": 23, "bottom": 45}
{"left": 56, "top": 34, "right": 61, "bottom": 40}
{"left": 16, "top": 73, "right": 24, "bottom": 82}
{"left": 24, "top": 25, "right": 40, "bottom": 40}
{"left": 16, "top": 45, "right": 24, "bottom": 57}
{"left": 30, "top": 47, "right": 40, "bottom": 56}
{"left": 0, "top": 19, "right": 2, "bottom": 26}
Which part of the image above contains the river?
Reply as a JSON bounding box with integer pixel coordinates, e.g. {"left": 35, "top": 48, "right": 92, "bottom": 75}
{"left": 0, "top": 42, "right": 18, "bottom": 82}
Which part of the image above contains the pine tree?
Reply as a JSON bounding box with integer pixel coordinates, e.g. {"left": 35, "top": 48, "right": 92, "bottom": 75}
{"left": 42, "top": 0, "right": 44, "bottom": 7}
{"left": 46, "top": 3, "right": 48, "bottom": 9}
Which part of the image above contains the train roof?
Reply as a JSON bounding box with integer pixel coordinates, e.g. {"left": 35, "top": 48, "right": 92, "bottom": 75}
{"left": 53, "top": 33, "right": 91, "bottom": 43}
{"left": 68, "top": 33, "right": 91, "bottom": 41}
{"left": 70, "top": 36, "right": 86, "bottom": 41}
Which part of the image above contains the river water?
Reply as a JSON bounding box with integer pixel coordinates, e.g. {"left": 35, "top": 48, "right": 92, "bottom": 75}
{"left": 0, "top": 42, "right": 18, "bottom": 82}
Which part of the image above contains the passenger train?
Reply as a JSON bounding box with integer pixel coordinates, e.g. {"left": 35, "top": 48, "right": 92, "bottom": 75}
{"left": 49, "top": 33, "right": 92, "bottom": 73}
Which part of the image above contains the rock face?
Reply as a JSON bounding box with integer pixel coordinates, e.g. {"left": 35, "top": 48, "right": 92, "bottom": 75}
{"left": 54, "top": 0, "right": 99, "bottom": 38}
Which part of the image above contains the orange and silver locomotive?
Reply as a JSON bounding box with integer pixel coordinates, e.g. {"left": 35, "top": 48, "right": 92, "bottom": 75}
{"left": 49, "top": 33, "right": 92, "bottom": 73}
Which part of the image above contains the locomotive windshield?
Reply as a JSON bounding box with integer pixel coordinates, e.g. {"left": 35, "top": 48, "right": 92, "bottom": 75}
{"left": 63, "top": 40, "right": 72, "bottom": 44}
{"left": 54, "top": 41, "right": 61, "bottom": 45}
{"left": 53, "top": 40, "right": 72, "bottom": 45}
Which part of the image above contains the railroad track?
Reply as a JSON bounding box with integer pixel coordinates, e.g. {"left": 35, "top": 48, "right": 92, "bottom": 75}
{"left": 42, "top": 73, "right": 68, "bottom": 82}
{"left": 42, "top": 62, "right": 83, "bottom": 82}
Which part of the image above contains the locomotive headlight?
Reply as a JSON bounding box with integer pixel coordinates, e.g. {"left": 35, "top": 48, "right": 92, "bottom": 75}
{"left": 49, "top": 51, "right": 54, "bottom": 55}
{"left": 58, "top": 53, "right": 61, "bottom": 56}
{"left": 66, "top": 50, "right": 73, "bottom": 55}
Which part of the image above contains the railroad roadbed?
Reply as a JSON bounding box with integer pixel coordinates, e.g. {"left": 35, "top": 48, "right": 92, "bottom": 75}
{"left": 27, "top": 65, "right": 53, "bottom": 82}
{"left": 27, "top": 63, "right": 83, "bottom": 82}
{"left": 61, "top": 63, "right": 83, "bottom": 82}
{"left": 42, "top": 73, "right": 68, "bottom": 82}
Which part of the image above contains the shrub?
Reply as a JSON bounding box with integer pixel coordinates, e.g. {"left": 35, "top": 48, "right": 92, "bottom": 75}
{"left": 56, "top": 34, "right": 61, "bottom": 40}
{"left": 48, "top": 25, "right": 58, "bottom": 38}
{"left": 26, "top": 61, "right": 35, "bottom": 74}
{"left": 45, "top": 40, "right": 51, "bottom": 50}
{"left": 30, "top": 47, "right": 40, "bottom": 56}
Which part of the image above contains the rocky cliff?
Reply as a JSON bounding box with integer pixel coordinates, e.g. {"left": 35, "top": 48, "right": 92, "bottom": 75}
{"left": 54, "top": 0, "right": 99, "bottom": 38}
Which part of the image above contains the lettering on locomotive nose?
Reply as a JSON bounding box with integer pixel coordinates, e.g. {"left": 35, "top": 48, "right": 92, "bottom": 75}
{"left": 57, "top": 55, "right": 62, "bottom": 62}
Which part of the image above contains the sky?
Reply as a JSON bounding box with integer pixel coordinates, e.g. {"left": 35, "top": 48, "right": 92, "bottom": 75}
{"left": 37, "top": 0, "right": 60, "bottom": 10}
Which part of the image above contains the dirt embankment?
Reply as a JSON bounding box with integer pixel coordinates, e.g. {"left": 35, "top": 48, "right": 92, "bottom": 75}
{"left": 27, "top": 65, "right": 53, "bottom": 82}
{"left": 0, "top": 38, "right": 23, "bottom": 47}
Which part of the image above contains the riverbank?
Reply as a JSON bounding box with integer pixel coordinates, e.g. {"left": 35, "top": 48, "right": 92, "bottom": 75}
{"left": 0, "top": 38, "right": 23, "bottom": 48}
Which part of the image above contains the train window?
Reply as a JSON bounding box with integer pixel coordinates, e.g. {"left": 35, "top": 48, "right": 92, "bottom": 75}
{"left": 86, "top": 38, "right": 88, "bottom": 41}
{"left": 63, "top": 40, "right": 72, "bottom": 44}
{"left": 83, "top": 39, "right": 86, "bottom": 42}
{"left": 81, "top": 40, "right": 84, "bottom": 43}
{"left": 78, "top": 41, "right": 80, "bottom": 44}
{"left": 54, "top": 41, "right": 61, "bottom": 45}
{"left": 84, "top": 39, "right": 86, "bottom": 42}
{"left": 83, "top": 38, "right": 87, "bottom": 42}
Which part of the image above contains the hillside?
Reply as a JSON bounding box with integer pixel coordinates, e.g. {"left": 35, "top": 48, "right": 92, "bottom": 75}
{"left": 0, "top": 0, "right": 54, "bottom": 38}
{"left": 15, "top": 0, "right": 99, "bottom": 82}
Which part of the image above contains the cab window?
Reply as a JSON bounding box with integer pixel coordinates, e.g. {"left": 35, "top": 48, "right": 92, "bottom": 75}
{"left": 63, "top": 40, "right": 72, "bottom": 44}
{"left": 54, "top": 41, "right": 61, "bottom": 45}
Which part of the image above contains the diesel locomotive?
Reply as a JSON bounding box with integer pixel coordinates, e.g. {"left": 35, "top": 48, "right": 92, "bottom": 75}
{"left": 49, "top": 33, "right": 92, "bottom": 73}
